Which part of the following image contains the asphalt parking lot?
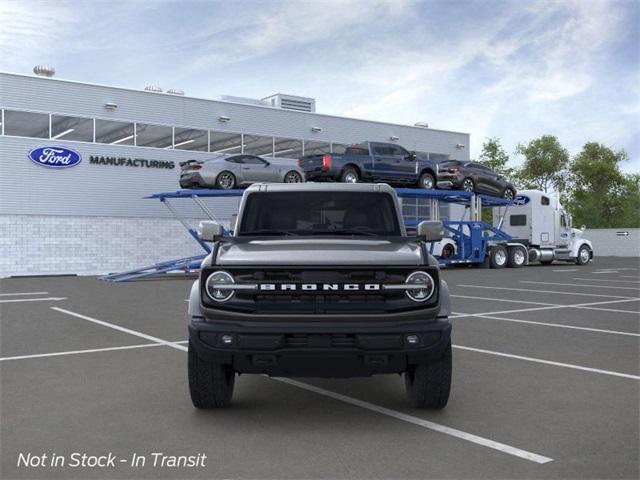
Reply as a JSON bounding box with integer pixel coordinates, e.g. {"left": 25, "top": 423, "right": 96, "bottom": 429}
{"left": 1, "top": 257, "right": 638, "bottom": 479}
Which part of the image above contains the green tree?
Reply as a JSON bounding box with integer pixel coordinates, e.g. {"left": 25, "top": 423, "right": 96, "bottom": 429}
{"left": 565, "top": 142, "right": 638, "bottom": 228}
{"left": 515, "top": 135, "right": 569, "bottom": 193}
{"left": 479, "top": 137, "right": 513, "bottom": 176}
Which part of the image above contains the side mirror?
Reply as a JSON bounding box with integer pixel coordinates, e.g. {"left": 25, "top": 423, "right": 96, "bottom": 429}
{"left": 198, "top": 221, "right": 224, "bottom": 242}
{"left": 407, "top": 151, "right": 417, "bottom": 161}
{"left": 417, "top": 220, "right": 444, "bottom": 242}
{"left": 581, "top": 224, "right": 586, "bottom": 231}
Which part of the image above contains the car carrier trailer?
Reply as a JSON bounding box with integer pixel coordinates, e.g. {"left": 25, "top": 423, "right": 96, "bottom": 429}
{"left": 101, "top": 186, "right": 593, "bottom": 282}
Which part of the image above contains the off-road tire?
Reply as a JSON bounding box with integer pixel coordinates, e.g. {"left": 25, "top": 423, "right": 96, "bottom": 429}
{"left": 188, "top": 341, "right": 235, "bottom": 408}
{"left": 340, "top": 168, "right": 359, "bottom": 183}
{"left": 405, "top": 342, "right": 452, "bottom": 409}
{"left": 419, "top": 172, "right": 436, "bottom": 190}
{"left": 490, "top": 245, "right": 508, "bottom": 269}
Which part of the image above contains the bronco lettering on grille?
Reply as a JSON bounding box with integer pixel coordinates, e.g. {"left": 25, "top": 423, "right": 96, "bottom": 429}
{"left": 258, "top": 283, "right": 382, "bottom": 291}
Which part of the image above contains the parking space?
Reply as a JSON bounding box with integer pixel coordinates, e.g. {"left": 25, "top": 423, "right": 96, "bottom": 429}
{"left": 1, "top": 257, "right": 638, "bottom": 479}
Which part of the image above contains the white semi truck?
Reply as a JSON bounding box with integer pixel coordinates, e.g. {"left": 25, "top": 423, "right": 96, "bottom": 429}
{"left": 493, "top": 190, "right": 593, "bottom": 266}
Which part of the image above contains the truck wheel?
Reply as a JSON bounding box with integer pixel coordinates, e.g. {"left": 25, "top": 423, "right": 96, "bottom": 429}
{"left": 419, "top": 172, "right": 435, "bottom": 189}
{"left": 404, "top": 341, "right": 452, "bottom": 409}
{"left": 216, "top": 171, "right": 236, "bottom": 189}
{"left": 490, "top": 245, "right": 508, "bottom": 269}
{"left": 340, "top": 168, "right": 359, "bottom": 183}
{"left": 188, "top": 341, "right": 235, "bottom": 408}
{"left": 576, "top": 245, "right": 591, "bottom": 265}
{"left": 507, "top": 246, "right": 526, "bottom": 268}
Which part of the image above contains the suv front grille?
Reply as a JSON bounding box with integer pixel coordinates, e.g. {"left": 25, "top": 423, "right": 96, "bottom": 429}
{"left": 201, "top": 266, "right": 439, "bottom": 315}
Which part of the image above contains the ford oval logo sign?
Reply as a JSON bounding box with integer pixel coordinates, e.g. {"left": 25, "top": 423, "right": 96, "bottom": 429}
{"left": 513, "top": 195, "right": 530, "bottom": 206}
{"left": 28, "top": 146, "right": 82, "bottom": 168}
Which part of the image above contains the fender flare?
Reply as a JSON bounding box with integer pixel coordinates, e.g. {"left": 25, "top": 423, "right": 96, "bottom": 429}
{"left": 570, "top": 239, "right": 593, "bottom": 258}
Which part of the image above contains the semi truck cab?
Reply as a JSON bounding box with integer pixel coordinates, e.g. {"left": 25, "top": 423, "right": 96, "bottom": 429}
{"left": 494, "top": 190, "right": 593, "bottom": 265}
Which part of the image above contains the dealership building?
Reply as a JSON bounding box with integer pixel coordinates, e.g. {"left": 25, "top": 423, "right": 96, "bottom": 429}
{"left": 0, "top": 69, "right": 470, "bottom": 277}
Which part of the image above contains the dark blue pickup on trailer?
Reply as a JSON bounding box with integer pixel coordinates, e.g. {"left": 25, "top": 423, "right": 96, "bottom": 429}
{"left": 298, "top": 141, "right": 441, "bottom": 189}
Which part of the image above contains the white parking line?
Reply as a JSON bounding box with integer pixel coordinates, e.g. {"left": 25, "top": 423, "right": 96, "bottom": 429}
{"left": 520, "top": 281, "right": 640, "bottom": 291}
{"left": 457, "top": 284, "right": 637, "bottom": 299}
{"left": 593, "top": 271, "right": 619, "bottom": 274}
{"left": 450, "top": 294, "right": 559, "bottom": 306}
{"left": 47, "top": 307, "right": 557, "bottom": 464}
{"left": 0, "top": 297, "right": 67, "bottom": 304}
{"left": 621, "top": 275, "right": 640, "bottom": 279}
{"left": 51, "top": 307, "right": 188, "bottom": 352}
{"left": 451, "top": 297, "right": 640, "bottom": 317}
{"left": 452, "top": 312, "right": 639, "bottom": 337}
{"left": 572, "top": 278, "right": 640, "bottom": 284}
{"left": 0, "top": 341, "right": 188, "bottom": 362}
{"left": 454, "top": 345, "right": 640, "bottom": 380}
{"left": 552, "top": 269, "right": 579, "bottom": 272}
{"left": 274, "top": 377, "right": 553, "bottom": 464}
{"left": 0, "top": 291, "right": 49, "bottom": 296}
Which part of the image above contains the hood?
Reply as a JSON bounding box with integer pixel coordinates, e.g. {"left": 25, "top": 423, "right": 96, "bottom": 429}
{"left": 216, "top": 238, "right": 423, "bottom": 266}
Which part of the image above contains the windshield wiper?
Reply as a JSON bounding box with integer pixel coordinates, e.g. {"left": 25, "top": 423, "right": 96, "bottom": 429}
{"left": 239, "top": 229, "right": 300, "bottom": 236}
{"left": 329, "top": 229, "right": 379, "bottom": 237}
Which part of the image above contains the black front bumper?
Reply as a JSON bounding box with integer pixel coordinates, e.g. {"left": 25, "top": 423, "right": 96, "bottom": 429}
{"left": 189, "top": 317, "right": 451, "bottom": 378}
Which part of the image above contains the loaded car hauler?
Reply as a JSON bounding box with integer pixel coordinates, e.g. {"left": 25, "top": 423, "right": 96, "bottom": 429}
{"left": 186, "top": 183, "right": 452, "bottom": 409}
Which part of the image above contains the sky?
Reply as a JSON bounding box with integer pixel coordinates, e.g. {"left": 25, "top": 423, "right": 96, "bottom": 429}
{"left": 1, "top": 0, "right": 638, "bottom": 172}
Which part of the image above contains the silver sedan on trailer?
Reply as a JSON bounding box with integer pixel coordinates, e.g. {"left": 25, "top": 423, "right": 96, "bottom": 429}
{"left": 179, "top": 154, "right": 305, "bottom": 189}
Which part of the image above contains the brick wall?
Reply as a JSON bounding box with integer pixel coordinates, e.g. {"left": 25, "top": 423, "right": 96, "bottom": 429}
{"left": 0, "top": 215, "right": 225, "bottom": 277}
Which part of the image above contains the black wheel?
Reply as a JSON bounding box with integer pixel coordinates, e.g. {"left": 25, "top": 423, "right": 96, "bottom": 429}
{"left": 340, "top": 168, "right": 359, "bottom": 183}
{"left": 404, "top": 342, "right": 452, "bottom": 409}
{"left": 503, "top": 188, "right": 516, "bottom": 201}
{"left": 419, "top": 172, "right": 435, "bottom": 190}
{"left": 441, "top": 243, "right": 455, "bottom": 259}
{"left": 216, "top": 171, "right": 236, "bottom": 189}
{"left": 188, "top": 341, "right": 235, "bottom": 408}
{"left": 284, "top": 170, "right": 303, "bottom": 183}
{"left": 576, "top": 245, "right": 591, "bottom": 265}
{"left": 507, "top": 246, "right": 526, "bottom": 268}
{"left": 490, "top": 245, "right": 508, "bottom": 269}
{"left": 461, "top": 178, "right": 475, "bottom": 192}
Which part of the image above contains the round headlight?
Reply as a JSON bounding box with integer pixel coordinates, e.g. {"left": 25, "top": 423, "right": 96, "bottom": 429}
{"left": 205, "top": 271, "right": 235, "bottom": 302}
{"left": 405, "top": 271, "right": 435, "bottom": 302}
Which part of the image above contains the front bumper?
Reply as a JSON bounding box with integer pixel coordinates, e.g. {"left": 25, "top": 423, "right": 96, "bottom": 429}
{"left": 189, "top": 317, "right": 451, "bottom": 378}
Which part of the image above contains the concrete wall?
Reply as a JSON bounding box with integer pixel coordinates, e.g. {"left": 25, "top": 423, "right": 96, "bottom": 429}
{"left": 584, "top": 228, "right": 640, "bottom": 257}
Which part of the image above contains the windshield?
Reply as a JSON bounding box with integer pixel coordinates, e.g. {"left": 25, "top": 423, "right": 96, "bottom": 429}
{"left": 238, "top": 191, "right": 402, "bottom": 236}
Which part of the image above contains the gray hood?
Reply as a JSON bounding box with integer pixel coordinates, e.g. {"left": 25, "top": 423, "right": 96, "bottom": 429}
{"left": 216, "top": 238, "right": 423, "bottom": 266}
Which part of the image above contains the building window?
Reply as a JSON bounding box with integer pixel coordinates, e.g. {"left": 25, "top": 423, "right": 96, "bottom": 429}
{"left": 244, "top": 134, "right": 274, "bottom": 156}
{"left": 210, "top": 131, "right": 243, "bottom": 154}
{"left": 303, "top": 140, "right": 331, "bottom": 156}
{"left": 173, "top": 127, "right": 208, "bottom": 151}
{"left": 95, "top": 119, "right": 135, "bottom": 145}
{"left": 51, "top": 114, "right": 93, "bottom": 142}
{"left": 273, "top": 137, "right": 303, "bottom": 159}
{"left": 3, "top": 110, "right": 49, "bottom": 138}
{"left": 135, "top": 123, "right": 173, "bottom": 148}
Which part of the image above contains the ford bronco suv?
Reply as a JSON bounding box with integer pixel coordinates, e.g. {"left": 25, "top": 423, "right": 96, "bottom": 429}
{"left": 187, "top": 183, "right": 452, "bottom": 408}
